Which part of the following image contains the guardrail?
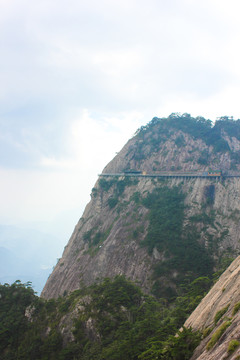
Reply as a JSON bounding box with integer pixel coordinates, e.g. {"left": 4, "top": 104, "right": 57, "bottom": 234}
{"left": 98, "top": 173, "right": 232, "bottom": 178}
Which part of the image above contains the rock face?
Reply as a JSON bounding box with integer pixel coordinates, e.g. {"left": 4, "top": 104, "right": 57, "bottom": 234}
{"left": 184, "top": 255, "right": 240, "bottom": 360}
{"left": 41, "top": 115, "right": 240, "bottom": 299}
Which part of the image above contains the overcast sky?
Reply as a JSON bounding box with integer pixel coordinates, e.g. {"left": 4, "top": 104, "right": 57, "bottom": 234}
{"left": 1, "top": 0, "right": 240, "bottom": 243}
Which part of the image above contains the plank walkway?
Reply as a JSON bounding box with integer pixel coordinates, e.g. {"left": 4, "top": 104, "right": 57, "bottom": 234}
{"left": 99, "top": 173, "right": 240, "bottom": 179}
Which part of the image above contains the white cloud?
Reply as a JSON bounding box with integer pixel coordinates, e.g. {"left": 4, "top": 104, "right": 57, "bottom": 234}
{"left": 40, "top": 109, "right": 145, "bottom": 172}
{"left": 158, "top": 84, "right": 240, "bottom": 121}
{"left": 0, "top": 0, "right": 240, "bottom": 246}
{"left": 0, "top": 109, "right": 145, "bottom": 225}
{"left": 40, "top": 156, "right": 74, "bottom": 169}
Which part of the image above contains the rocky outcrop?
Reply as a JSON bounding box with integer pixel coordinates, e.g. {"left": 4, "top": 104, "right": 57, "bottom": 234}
{"left": 184, "top": 256, "right": 240, "bottom": 359}
{"left": 41, "top": 116, "right": 240, "bottom": 299}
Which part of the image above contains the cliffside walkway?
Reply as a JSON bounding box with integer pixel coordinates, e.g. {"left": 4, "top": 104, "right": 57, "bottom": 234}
{"left": 99, "top": 172, "right": 240, "bottom": 179}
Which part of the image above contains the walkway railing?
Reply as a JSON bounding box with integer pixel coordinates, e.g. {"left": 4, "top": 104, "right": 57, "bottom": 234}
{"left": 98, "top": 172, "right": 231, "bottom": 179}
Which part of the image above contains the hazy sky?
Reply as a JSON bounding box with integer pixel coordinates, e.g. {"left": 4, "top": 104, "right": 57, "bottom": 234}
{"left": 1, "top": 0, "right": 240, "bottom": 241}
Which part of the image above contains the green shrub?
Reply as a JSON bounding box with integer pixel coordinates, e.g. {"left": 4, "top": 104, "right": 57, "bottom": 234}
{"left": 204, "top": 185, "right": 215, "bottom": 206}
{"left": 99, "top": 178, "right": 116, "bottom": 192}
{"left": 59, "top": 298, "right": 71, "bottom": 313}
{"left": 108, "top": 197, "right": 118, "bottom": 209}
{"left": 232, "top": 302, "right": 240, "bottom": 316}
{"left": 92, "top": 231, "right": 103, "bottom": 246}
{"left": 228, "top": 339, "right": 240, "bottom": 354}
{"left": 202, "top": 327, "right": 213, "bottom": 338}
{"left": 175, "top": 135, "right": 186, "bottom": 147}
{"left": 214, "top": 304, "right": 230, "bottom": 324}
{"left": 198, "top": 149, "right": 209, "bottom": 165}
{"left": 83, "top": 229, "right": 93, "bottom": 242}
{"left": 91, "top": 187, "right": 98, "bottom": 197}
{"left": 131, "top": 191, "right": 141, "bottom": 204}
{"left": 206, "top": 321, "right": 231, "bottom": 350}
{"left": 213, "top": 138, "right": 230, "bottom": 153}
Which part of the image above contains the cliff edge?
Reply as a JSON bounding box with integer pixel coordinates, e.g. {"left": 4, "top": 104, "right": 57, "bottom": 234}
{"left": 41, "top": 114, "right": 240, "bottom": 300}
{"left": 185, "top": 255, "right": 240, "bottom": 359}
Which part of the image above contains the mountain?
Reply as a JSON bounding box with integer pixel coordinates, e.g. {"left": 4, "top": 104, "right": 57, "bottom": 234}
{"left": 3, "top": 113, "right": 240, "bottom": 359}
{"left": 41, "top": 113, "right": 240, "bottom": 300}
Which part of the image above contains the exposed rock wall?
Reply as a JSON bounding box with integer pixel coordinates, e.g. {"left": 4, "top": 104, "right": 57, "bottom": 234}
{"left": 184, "top": 256, "right": 240, "bottom": 359}
{"left": 41, "top": 120, "right": 240, "bottom": 299}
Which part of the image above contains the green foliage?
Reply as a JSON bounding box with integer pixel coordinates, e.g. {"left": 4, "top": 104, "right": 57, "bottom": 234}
{"left": 59, "top": 297, "right": 72, "bottom": 313}
{"left": 204, "top": 185, "right": 215, "bottom": 205}
{"left": 91, "top": 187, "right": 98, "bottom": 198}
{"left": 83, "top": 227, "right": 111, "bottom": 250}
{"left": 132, "top": 225, "right": 144, "bottom": 239}
{"left": 175, "top": 134, "right": 186, "bottom": 147}
{"left": 214, "top": 117, "right": 240, "bottom": 140}
{"left": 92, "top": 231, "right": 103, "bottom": 246}
{"left": 228, "top": 340, "right": 240, "bottom": 354}
{"left": 108, "top": 197, "right": 118, "bottom": 208}
{"left": 213, "top": 256, "right": 234, "bottom": 282}
{"left": 100, "top": 177, "right": 139, "bottom": 209}
{"left": 230, "top": 150, "right": 240, "bottom": 166}
{"left": 141, "top": 186, "right": 185, "bottom": 254}
{"left": 116, "top": 177, "right": 138, "bottom": 195}
{"left": 0, "top": 281, "right": 36, "bottom": 354}
{"left": 187, "top": 276, "right": 212, "bottom": 297}
{"left": 214, "top": 304, "right": 230, "bottom": 324}
{"left": 212, "top": 138, "right": 230, "bottom": 153}
{"left": 134, "top": 114, "right": 240, "bottom": 161}
{"left": 140, "top": 186, "right": 213, "bottom": 299}
{"left": 206, "top": 320, "right": 231, "bottom": 350}
{"left": 139, "top": 327, "right": 201, "bottom": 360}
{"left": 136, "top": 114, "right": 212, "bottom": 144}
{"left": 98, "top": 178, "right": 116, "bottom": 192}
{"left": 202, "top": 327, "right": 213, "bottom": 338}
{"left": 89, "top": 275, "right": 142, "bottom": 310}
{"left": 232, "top": 302, "right": 240, "bottom": 316}
{"left": 72, "top": 276, "right": 202, "bottom": 360}
{"left": 83, "top": 229, "right": 93, "bottom": 242}
{"left": 0, "top": 276, "right": 205, "bottom": 360}
{"left": 130, "top": 191, "right": 141, "bottom": 204}
{"left": 197, "top": 149, "right": 209, "bottom": 165}
{"left": 0, "top": 281, "right": 72, "bottom": 360}
{"left": 164, "top": 276, "right": 212, "bottom": 328}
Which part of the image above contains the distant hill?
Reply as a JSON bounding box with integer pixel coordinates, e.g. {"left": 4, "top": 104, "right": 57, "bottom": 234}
{"left": 0, "top": 225, "right": 60, "bottom": 293}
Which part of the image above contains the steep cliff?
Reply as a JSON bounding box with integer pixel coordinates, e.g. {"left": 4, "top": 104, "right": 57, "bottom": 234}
{"left": 184, "top": 255, "right": 240, "bottom": 359}
{"left": 42, "top": 114, "right": 240, "bottom": 300}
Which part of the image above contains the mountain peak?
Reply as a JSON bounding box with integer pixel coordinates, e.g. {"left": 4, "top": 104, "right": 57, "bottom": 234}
{"left": 41, "top": 114, "right": 240, "bottom": 300}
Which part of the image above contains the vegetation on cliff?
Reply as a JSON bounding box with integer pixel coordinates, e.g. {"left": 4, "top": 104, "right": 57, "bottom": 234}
{"left": 0, "top": 276, "right": 209, "bottom": 360}
{"left": 96, "top": 179, "right": 216, "bottom": 301}
{"left": 135, "top": 113, "right": 240, "bottom": 153}
{"left": 132, "top": 113, "right": 240, "bottom": 168}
